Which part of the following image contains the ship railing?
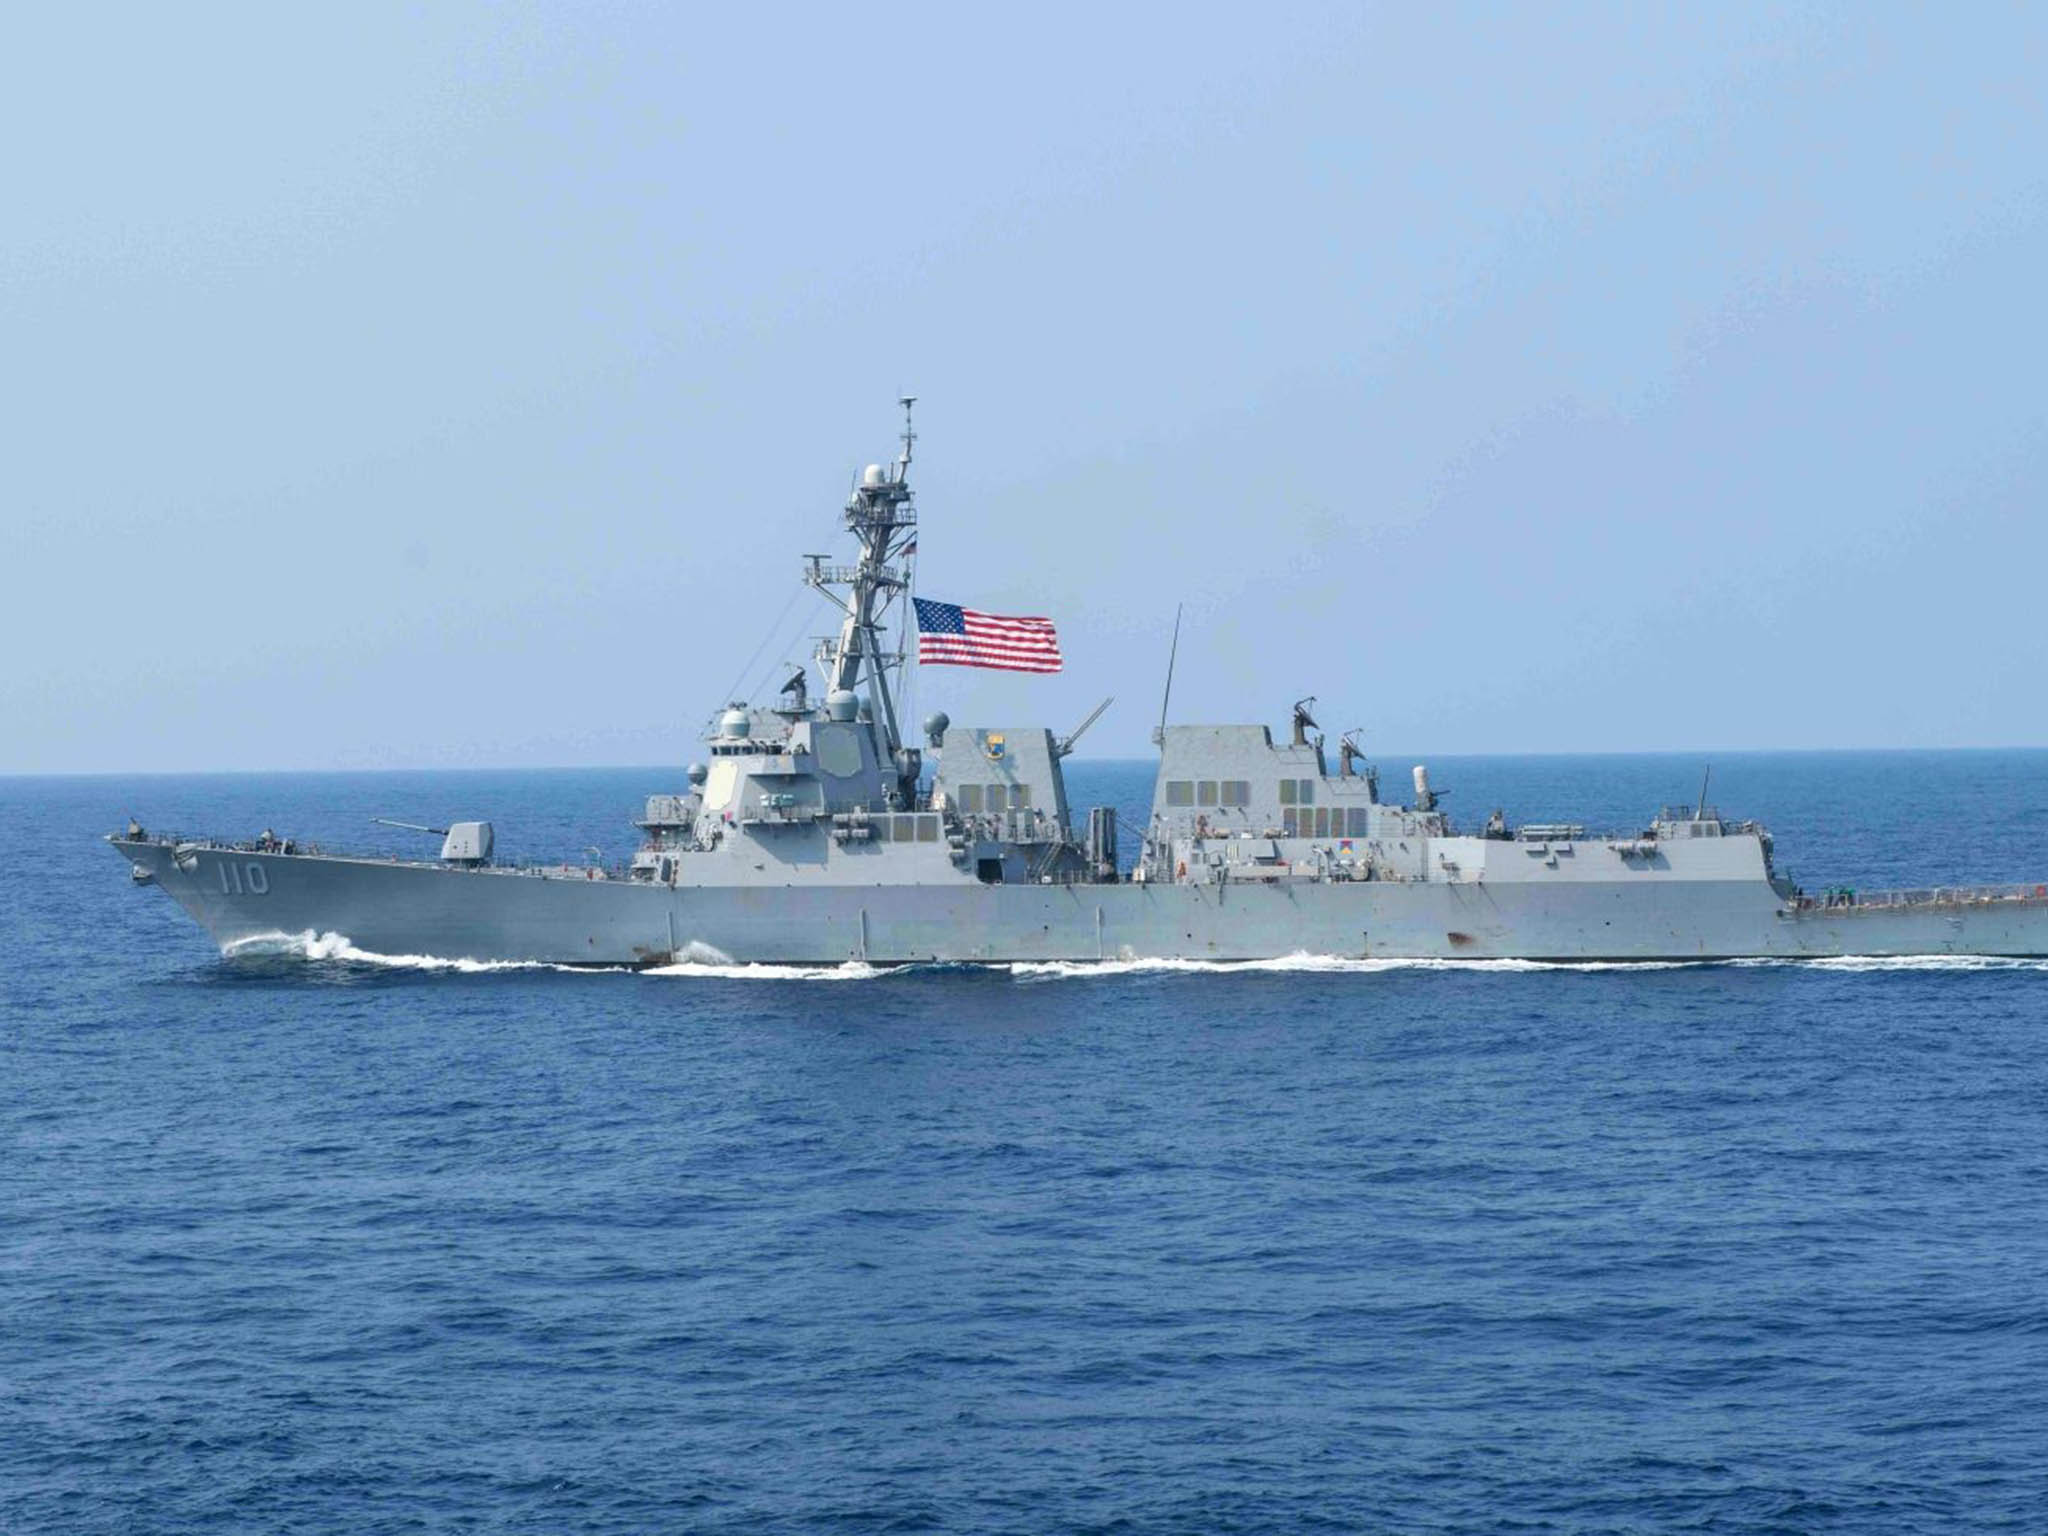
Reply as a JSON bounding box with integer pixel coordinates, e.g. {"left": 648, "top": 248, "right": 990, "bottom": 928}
{"left": 1515, "top": 823, "right": 1589, "bottom": 841}
{"left": 944, "top": 808, "right": 1073, "bottom": 846}
{"left": 144, "top": 831, "right": 334, "bottom": 857}
{"left": 1792, "top": 882, "right": 2048, "bottom": 912}
{"left": 140, "top": 830, "right": 650, "bottom": 878}
{"left": 808, "top": 562, "right": 910, "bottom": 587}
{"left": 1508, "top": 821, "right": 1767, "bottom": 844}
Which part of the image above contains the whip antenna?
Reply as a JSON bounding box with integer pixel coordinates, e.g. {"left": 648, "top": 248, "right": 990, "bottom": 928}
{"left": 1152, "top": 604, "right": 1182, "bottom": 749}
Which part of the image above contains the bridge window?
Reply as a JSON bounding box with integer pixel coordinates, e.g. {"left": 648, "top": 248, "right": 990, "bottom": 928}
{"left": 1220, "top": 780, "right": 1250, "bottom": 806}
{"left": 916, "top": 815, "right": 939, "bottom": 842}
{"left": 1283, "top": 808, "right": 1298, "bottom": 836}
{"left": 1011, "top": 784, "right": 1031, "bottom": 809}
{"left": 1166, "top": 780, "right": 1194, "bottom": 807}
{"left": 1315, "top": 807, "right": 1331, "bottom": 838}
{"left": 1298, "top": 779, "right": 1315, "bottom": 805}
{"left": 987, "top": 785, "right": 1008, "bottom": 813}
{"left": 1347, "top": 807, "right": 1370, "bottom": 836}
{"left": 1198, "top": 781, "right": 1218, "bottom": 807}
{"left": 957, "top": 784, "right": 983, "bottom": 814}
{"left": 1278, "top": 780, "right": 1296, "bottom": 805}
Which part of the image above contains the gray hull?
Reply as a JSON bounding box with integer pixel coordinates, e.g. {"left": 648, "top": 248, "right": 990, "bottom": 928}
{"left": 115, "top": 839, "right": 2048, "bottom": 964}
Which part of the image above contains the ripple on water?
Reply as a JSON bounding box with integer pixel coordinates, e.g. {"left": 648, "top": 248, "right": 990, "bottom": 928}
{"left": 11, "top": 757, "right": 2048, "bottom": 1532}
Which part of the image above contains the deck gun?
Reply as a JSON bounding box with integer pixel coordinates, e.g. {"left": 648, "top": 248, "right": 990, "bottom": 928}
{"left": 373, "top": 817, "right": 494, "bottom": 866}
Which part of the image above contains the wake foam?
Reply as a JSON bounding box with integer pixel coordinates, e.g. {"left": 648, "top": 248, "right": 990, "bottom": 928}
{"left": 1011, "top": 953, "right": 2048, "bottom": 979}
{"left": 216, "top": 933, "right": 2048, "bottom": 979}
{"left": 642, "top": 959, "right": 885, "bottom": 982}
{"left": 219, "top": 930, "right": 879, "bottom": 980}
{"left": 1010, "top": 954, "right": 1715, "bottom": 979}
{"left": 1728, "top": 954, "right": 2048, "bottom": 973}
{"left": 218, "top": 930, "right": 613, "bottom": 975}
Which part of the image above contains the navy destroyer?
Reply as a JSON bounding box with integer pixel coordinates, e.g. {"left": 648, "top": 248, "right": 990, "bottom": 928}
{"left": 112, "top": 404, "right": 2048, "bottom": 964}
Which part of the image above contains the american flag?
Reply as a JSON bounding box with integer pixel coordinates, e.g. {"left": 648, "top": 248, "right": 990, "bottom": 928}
{"left": 913, "top": 597, "right": 1063, "bottom": 673}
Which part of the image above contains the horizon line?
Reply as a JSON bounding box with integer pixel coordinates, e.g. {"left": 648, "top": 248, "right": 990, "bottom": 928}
{"left": 11, "top": 741, "right": 2048, "bottom": 781}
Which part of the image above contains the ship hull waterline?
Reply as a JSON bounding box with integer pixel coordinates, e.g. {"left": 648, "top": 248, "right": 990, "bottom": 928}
{"left": 114, "top": 841, "right": 2048, "bottom": 965}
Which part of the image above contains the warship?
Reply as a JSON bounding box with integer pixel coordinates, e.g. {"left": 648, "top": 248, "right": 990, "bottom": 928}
{"left": 112, "top": 403, "right": 2048, "bottom": 965}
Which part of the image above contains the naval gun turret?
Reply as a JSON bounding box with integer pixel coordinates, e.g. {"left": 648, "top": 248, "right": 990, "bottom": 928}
{"left": 372, "top": 817, "right": 494, "bottom": 866}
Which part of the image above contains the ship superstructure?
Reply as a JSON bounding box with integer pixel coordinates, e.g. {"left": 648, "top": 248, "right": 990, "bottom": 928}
{"left": 112, "top": 406, "right": 2048, "bottom": 964}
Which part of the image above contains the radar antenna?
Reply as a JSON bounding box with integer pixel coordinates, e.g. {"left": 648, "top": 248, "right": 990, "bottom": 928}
{"left": 1339, "top": 727, "right": 1365, "bottom": 777}
{"left": 1292, "top": 696, "right": 1319, "bottom": 747}
{"left": 803, "top": 401, "right": 920, "bottom": 758}
{"left": 776, "top": 666, "right": 809, "bottom": 715}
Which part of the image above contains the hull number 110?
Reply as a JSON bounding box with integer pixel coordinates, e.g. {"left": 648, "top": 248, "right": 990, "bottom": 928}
{"left": 217, "top": 860, "right": 270, "bottom": 896}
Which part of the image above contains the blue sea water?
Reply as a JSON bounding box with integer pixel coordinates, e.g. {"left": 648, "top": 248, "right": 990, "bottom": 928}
{"left": 5, "top": 751, "right": 2048, "bottom": 1534}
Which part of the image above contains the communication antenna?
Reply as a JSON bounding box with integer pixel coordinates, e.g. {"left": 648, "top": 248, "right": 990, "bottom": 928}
{"left": 894, "top": 395, "right": 917, "bottom": 482}
{"left": 1339, "top": 728, "right": 1365, "bottom": 777}
{"left": 1152, "top": 604, "right": 1183, "bottom": 749}
{"left": 1292, "top": 696, "right": 1319, "bottom": 748}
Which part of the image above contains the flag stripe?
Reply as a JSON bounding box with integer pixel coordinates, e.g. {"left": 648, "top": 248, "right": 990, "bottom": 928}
{"left": 921, "top": 637, "right": 1063, "bottom": 659}
{"left": 921, "top": 651, "right": 1064, "bottom": 671}
{"left": 924, "top": 646, "right": 1060, "bottom": 665}
{"left": 954, "top": 631, "right": 1056, "bottom": 648}
{"left": 960, "top": 613, "right": 1054, "bottom": 630}
{"left": 949, "top": 637, "right": 1058, "bottom": 654}
{"left": 919, "top": 656, "right": 1063, "bottom": 673}
{"left": 921, "top": 645, "right": 1062, "bottom": 664}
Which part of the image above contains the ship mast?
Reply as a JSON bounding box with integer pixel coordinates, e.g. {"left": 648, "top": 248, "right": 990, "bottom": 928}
{"left": 805, "top": 397, "right": 918, "bottom": 758}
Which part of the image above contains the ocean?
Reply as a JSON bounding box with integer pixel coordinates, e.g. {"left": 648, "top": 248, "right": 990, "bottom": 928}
{"left": 5, "top": 751, "right": 2048, "bottom": 1533}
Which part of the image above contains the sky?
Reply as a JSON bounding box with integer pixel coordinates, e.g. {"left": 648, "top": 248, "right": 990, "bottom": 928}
{"left": 3, "top": 3, "right": 2044, "bottom": 773}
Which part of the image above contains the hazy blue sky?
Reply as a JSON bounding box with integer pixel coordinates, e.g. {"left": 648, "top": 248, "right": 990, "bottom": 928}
{"left": 5, "top": 4, "right": 2043, "bottom": 773}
